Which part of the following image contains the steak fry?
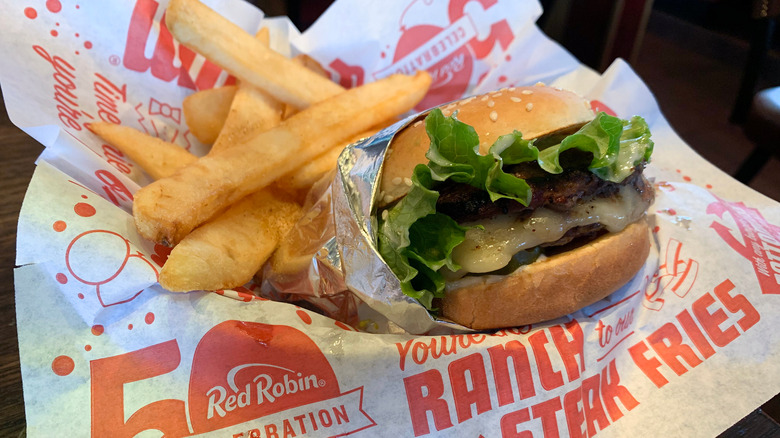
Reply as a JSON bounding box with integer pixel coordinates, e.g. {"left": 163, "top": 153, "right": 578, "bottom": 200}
{"left": 133, "top": 71, "right": 431, "bottom": 246}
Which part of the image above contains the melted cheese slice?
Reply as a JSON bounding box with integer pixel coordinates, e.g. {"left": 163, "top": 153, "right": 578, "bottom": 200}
{"left": 451, "top": 186, "right": 647, "bottom": 273}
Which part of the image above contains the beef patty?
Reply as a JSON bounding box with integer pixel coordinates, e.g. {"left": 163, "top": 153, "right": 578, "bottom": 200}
{"left": 434, "top": 155, "right": 654, "bottom": 249}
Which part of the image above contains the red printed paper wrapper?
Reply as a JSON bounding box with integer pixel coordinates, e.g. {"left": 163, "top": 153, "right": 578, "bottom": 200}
{"left": 6, "top": 0, "right": 780, "bottom": 436}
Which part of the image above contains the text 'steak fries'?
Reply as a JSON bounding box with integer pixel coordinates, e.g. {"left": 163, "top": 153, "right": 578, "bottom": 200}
{"left": 134, "top": 71, "right": 432, "bottom": 246}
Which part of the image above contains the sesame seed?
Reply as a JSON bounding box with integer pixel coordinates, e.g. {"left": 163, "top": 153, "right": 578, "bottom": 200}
{"left": 404, "top": 177, "right": 413, "bottom": 186}
{"left": 392, "top": 177, "right": 402, "bottom": 185}
{"left": 521, "top": 90, "right": 533, "bottom": 95}
{"left": 510, "top": 97, "right": 522, "bottom": 103}
{"left": 381, "top": 210, "right": 389, "bottom": 220}
{"left": 460, "top": 96, "right": 476, "bottom": 105}
{"left": 508, "top": 87, "right": 516, "bottom": 91}
{"left": 534, "top": 81, "right": 546, "bottom": 87}
{"left": 384, "top": 194, "right": 394, "bottom": 203}
{"left": 526, "top": 103, "right": 534, "bottom": 112}
{"left": 481, "top": 95, "right": 489, "bottom": 101}
{"left": 489, "top": 111, "right": 498, "bottom": 121}
{"left": 493, "top": 92, "right": 503, "bottom": 97}
{"left": 487, "top": 100, "right": 495, "bottom": 108}
{"left": 413, "top": 120, "right": 422, "bottom": 128}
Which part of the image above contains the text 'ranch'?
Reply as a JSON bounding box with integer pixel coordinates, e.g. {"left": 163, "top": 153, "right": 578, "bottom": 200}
{"left": 397, "top": 278, "right": 760, "bottom": 437}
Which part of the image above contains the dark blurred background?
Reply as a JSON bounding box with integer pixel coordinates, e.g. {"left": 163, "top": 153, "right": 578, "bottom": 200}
{"left": 254, "top": 0, "right": 780, "bottom": 203}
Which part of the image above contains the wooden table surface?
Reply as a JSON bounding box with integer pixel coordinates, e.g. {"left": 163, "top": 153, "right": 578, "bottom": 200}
{"left": 1, "top": 89, "right": 42, "bottom": 437}
{"left": 1, "top": 92, "right": 779, "bottom": 437}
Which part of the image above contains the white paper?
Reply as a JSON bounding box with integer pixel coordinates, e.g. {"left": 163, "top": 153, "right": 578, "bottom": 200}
{"left": 5, "top": 0, "right": 780, "bottom": 436}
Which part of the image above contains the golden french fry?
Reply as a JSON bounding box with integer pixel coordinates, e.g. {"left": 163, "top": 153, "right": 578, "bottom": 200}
{"left": 277, "top": 128, "right": 379, "bottom": 191}
{"left": 181, "top": 29, "right": 270, "bottom": 145}
{"left": 268, "top": 121, "right": 396, "bottom": 277}
{"left": 254, "top": 27, "right": 270, "bottom": 45}
{"left": 89, "top": 122, "right": 197, "bottom": 180}
{"left": 270, "top": 172, "right": 336, "bottom": 276}
{"left": 282, "top": 54, "right": 332, "bottom": 119}
{"left": 183, "top": 85, "right": 237, "bottom": 144}
{"left": 134, "top": 71, "right": 432, "bottom": 246}
{"left": 210, "top": 29, "right": 284, "bottom": 154}
{"left": 293, "top": 54, "right": 330, "bottom": 78}
{"left": 158, "top": 188, "right": 301, "bottom": 291}
{"left": 166, "top": 0, "right": 344, "bottom": 109}
{"left": 162, "top": 25, "right": 288, "bottom": 292}
{"left": 278, "top": 117, "right": 396, "bottom": 192}
{"left": 210, "top": 86, "right": 284, "bottom": 153}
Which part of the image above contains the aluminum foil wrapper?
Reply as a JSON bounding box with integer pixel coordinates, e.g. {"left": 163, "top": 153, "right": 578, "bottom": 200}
{"left": 262, "top": 114, "right": 471, "bottom": 334}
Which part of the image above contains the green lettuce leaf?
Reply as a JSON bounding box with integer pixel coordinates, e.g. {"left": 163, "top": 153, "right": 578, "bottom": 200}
{"left": 424, "top": 108, "right": 534, "bottom": 204}
{"left": 377, "top": 108, "right": 653, "bottom": 310}
{"left": 377, "top": 164, "right": 468, "bottom": 309}
{"left": 537, "top": 112, "right": 654, "bottom": 182}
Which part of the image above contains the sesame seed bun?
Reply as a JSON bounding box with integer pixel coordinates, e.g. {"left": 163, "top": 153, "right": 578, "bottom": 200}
{"left": 438, "top": 220, "right": 650, "bottom": 330}
{"left": 379, "top": 85, "right": 596, "bottom": 206}
{"left": 378, "top": 86, "right": 653, "bottom": 330}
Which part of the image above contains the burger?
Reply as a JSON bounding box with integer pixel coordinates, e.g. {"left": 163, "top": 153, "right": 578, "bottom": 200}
{"left": 375, "top": 84, "right": 654, "bottom": 330}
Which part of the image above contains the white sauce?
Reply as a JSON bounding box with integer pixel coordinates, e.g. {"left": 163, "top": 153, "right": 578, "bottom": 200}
{"left": 452, "top": 186, "right": 646, "bottom": 273}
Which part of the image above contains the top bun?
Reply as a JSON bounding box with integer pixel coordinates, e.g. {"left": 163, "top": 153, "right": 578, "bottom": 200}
{"left": 379, "top": 85, "right": 595, "bottom": 206}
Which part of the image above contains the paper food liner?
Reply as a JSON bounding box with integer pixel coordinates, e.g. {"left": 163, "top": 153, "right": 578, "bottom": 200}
{"left": 6, "top": 0, "right": 780, "bottom": 436}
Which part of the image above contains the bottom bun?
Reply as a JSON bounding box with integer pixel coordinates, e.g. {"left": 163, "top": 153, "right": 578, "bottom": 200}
{"left": 438, "top": 219, "right": 651, "bottom": 330}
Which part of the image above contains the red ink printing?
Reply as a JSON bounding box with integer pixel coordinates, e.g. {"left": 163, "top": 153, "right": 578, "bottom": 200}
{"left": 74, "top": 202, "right": 96, "bottom": 217}
{"left": 46, "top": 0, "right": 62, "bottom": 13}
{"left": 335, "top": 321, "right": 353, "bottom": 331}
{"left": 296, "top": 309, "right": 312, "bottom": 325}
{"left": 52, "top": 355, "right": 74, "bottom": 376}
